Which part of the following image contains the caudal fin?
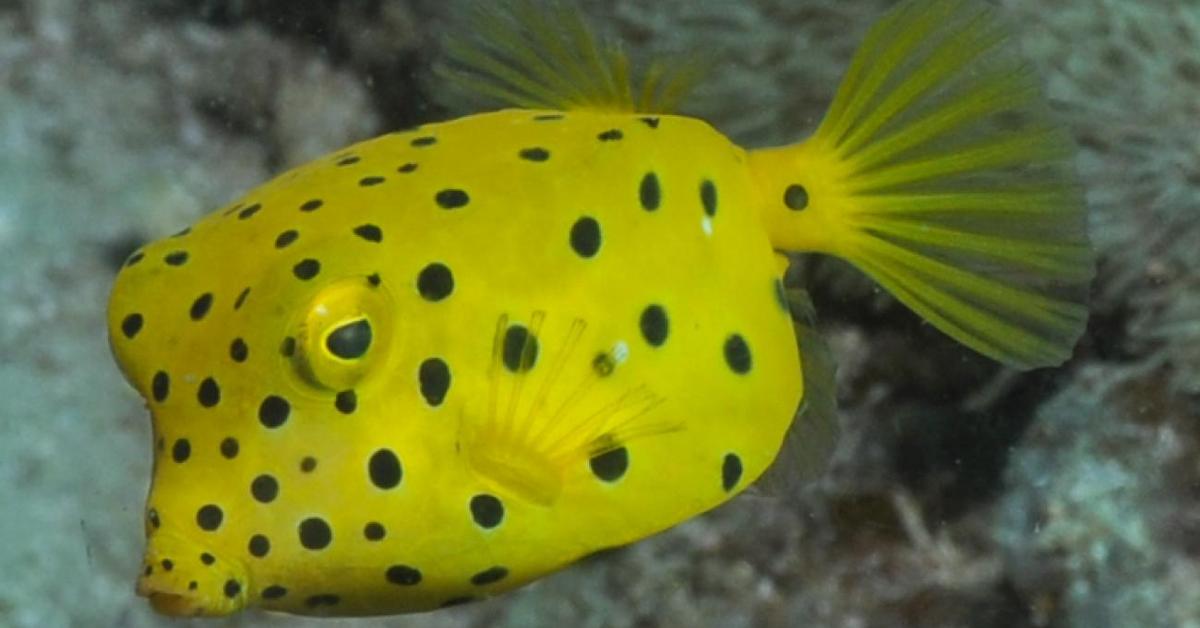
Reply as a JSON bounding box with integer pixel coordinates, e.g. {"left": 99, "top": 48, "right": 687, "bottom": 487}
{"left": 749, "top": 0, "right": 1092, "bottom": 369}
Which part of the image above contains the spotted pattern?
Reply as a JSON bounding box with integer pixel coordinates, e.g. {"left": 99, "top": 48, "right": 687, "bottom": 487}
{"left": 519, "top": 147, "right": 550, "bottom": 161}
{"left": 229, "top": 338, "right": 249, "bottom": 362}
{"left": 196, "top": 504, "right": 223, "bottom": 531}
{"left": 368, "top": 449, "right": 402, "bottom": 490}
{"left": 639, "top": 305, "right": 668, "bottom": 347}
{"left": 353, "top": 224, "right": 383, "bottom": 242}
{"left": 502, "top": 325, "right": 538, "bottom": 372}
{"left": 164, "top": 250, "right": 188, "bottom": 266}
{"left": 249, "top": 534, "right": 270, "bottom": 558}
{"left": 722, "top": 453, "right": 743, "bottom": 491}
{"left": 589, "top": 447, "right": 629, "bottom": 482}
{"left": 470, "top": 566, "right": 509, "bottom": 586}
{"left": 299, "top": 517, "right": 333, "bottom": 550}
{"left": 121, "top": 313, "right": 143, "bottom": 339}
{"left": 275, "top": 230, "right": 299, "bottom": 249}
{"left": 723, "top": 334, "right": 753, "bottom": 374}
{"left": 262, "top": 585, "right": 288, "bottom": 599}
{"left": 258, "top": 395, "right": 290, "bottom": 428}
{"left": 293, "top": 259, "right": 321, "bottom": 280}
{"left": 151, "top": 371, "right": 169, "bottom": 402}
{"left": 385, "top": 565, "right": 422, "bottom": 586}
{"left": 335, "top": 390, "right": 357, "bottom": 414}
{"left": 470, "top": 494, "right": 504, "bottom": 529}
{"left": 197, "top": 377, "right": 220, "bottom": 407}
{"left": 569, "top": 217, "right": 601, "bottom": 258}
{"left": 250, "top": 474, "right": 279, "bottom": 503}
{"left": 417, "top": 263, "right": 454, "bottom": 301}
{"left": 784, "top": 184, "right": 809, "bottom": 210}
{"left": 364, "top": 522, "right": 386, "bottom": 541}
{"left": 419, "top": 358, "right": 451, "bottom": 406}
{"left": 435, "top": 189, "right": 469, "bottom": 209}
{"left": 171, "top": 438, "right": 190, "bottom": 463}
{"left": 220, "top": 437, "right": 239, "bottom": 459}
{"left": 700, "top": 179, "right": 717, "bottom": 217}
{"left": 639, "top": 172, "right": 661, "bottom": 211}
{"left": 190, "top": 293, "right": 213, "bottom": 321}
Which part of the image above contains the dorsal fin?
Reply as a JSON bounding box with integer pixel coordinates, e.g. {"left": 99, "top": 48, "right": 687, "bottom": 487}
{"left": 436, "top": 0, "right": 706, "bottom": 113}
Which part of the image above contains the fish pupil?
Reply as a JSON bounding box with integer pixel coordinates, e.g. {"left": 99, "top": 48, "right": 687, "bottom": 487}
{"left": 325, "top": 319, "right": 372, "bottom": 360}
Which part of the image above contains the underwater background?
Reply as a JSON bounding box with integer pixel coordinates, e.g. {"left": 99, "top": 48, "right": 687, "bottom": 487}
{"left": 1, "top": 0, "right": 1197, "bottom": 626}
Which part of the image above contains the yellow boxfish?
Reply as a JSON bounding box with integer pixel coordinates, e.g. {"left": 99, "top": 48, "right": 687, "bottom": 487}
{"left": 106, "top": 0, "right": 1091, "bottom": 617}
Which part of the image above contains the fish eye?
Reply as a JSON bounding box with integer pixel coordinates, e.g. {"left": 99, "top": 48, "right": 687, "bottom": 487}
{"left": 290, "top": 277, "right": 394, "bottom": 391}
{"left": 325, "top": 319, "right": 372, "bottom": 360}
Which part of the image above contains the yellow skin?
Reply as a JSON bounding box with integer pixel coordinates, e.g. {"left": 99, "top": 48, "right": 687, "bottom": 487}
{"left": 110, "top": 110, "right": 805, "bottom": 615}
{"left": 107, "top": 0, "right": 1091, "bottom": 618}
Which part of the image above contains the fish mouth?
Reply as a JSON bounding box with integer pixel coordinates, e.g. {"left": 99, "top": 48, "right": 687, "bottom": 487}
{"left": 137, "top": 576, "right": 203, "bottom": 616}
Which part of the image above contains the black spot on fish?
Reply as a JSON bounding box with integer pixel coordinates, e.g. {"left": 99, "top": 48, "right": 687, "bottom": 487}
{"left": 293, "top": 258, "right": 320, "bottom": 280}
{"left": 275, "top": 230, "right": 299, "bottom": 249}
{"left": 190, "top": 293, "right": 213, "bottom": 321}
{"left": 368, "top": 449, "right": 402, "bottom": 489}
{"left": 300, "top": 456, "right": 317, "bottom": 473}
{"left": 639, "top": 305, "right": 668, "bottom": 347}
{"left": 248, "top": 534, "right": 270, "bottom": 558}
{"left": 164, "top": 250, "right": 189, "bottom": 266}
{"left": 700, "top": 179, "right": 717, "bottom": 217}
{"left": 411, "top": 136, "right": 437, "bottom": 147}
{"left": 171, "top": 438, "right": 190, "bottom": 463}
{"left": 196, "top": 505, "right": 223, "bottom": 531}
{"left": 385, "top": 565, "right": 422, "bottom": 586}
{"left": 518, "top": 147, "right": 550, "bottom": 162}
{"left": 722, "top": 453, "right": 743, "bottom": 491}
{"left": 280, "top": 336, "right": 296, "bottom": 358}
{"left": 236, "top": 203, "right": 261, "bottom": 220}
{"left": 258, "top": 395, "right": 290, "bottom": 428}
{"left": 300, "top": 199, "right": 323, "bottom": 212}
{"left": 334, "top": 390, "right": 357, "bottom": 414}
{"left": 435, "top": 189, "right": 469, "bottom": 209}
{"left": 597, "top": 129, "right": 623, "bottom": 141}
{"left": 589, "top": 447, "right": 628, "bottom": 482}
{"left": 220, "top": 437, "right": 239, "bottom": 459}
{"left": 353, "top": 224, "right": 383, "bottom": 242}
{"left": 470, "top": 566, "right": 508, "bottom": 586}
{"left": 298, "top": 517, "right": 332, "bottom": 550}
{"left": 200, "top": 552, "right": 215, "bottom": 565}
{"left": 250, "top": 474, "right": 279, "bottom": 503}
{"left": 640, "top": 116, "right": 660, "bottom": 128}
{"left": 784, "top": 184, "right": 809, "bottom": 211}
{"left": 417, "top": 263, "right": 454, "bottom": 301}
{"left": 533, "top": 113, "right": 564, "bottom": 121}
{"left": 121, "top": 313, "right": 143, "bottom": 338}
{"left": 262, "top": 585, "right": 287, "bottom": 599}
{"left": 151, "top": 371, "right": 169, "bottom": 402}
{"left": 234, "top": 287, "right": 250, "bottom": 310}
{"left": 723, "top": 334, "right": 752, "bottom": 374}
{"left": 502, "top": 325, "right": 538, "bottom": 372}
{"left": 419, "top": 357, "right": 451, "bottom": 406}
{"left": 336, "top": 155, "right": 360, "bottom": 166}
{"left": 397, "top": 162, "right": 418, "bottom": 173}
{"left": 230, "top": 337, "right": 249, "bottom": 362}
{"left": 364, "top": 522, "right": 386, "bottom": 541}
{"left": 223, "top": 579, "right": 241, "bottom": 599}
{"left": 570, "top": 216, "right": 601, "bottom": 258}
{"left": 197, "top": 377, "right": 220, "bottom": 407}
{"left": 470, "top": 494, "right": 504, "bottom": 529}
{"left": 639, "top": 172, "right": 661, "bottom": 211}
{"left": 359, "top": 176, "right": 385, "bottom": 187}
